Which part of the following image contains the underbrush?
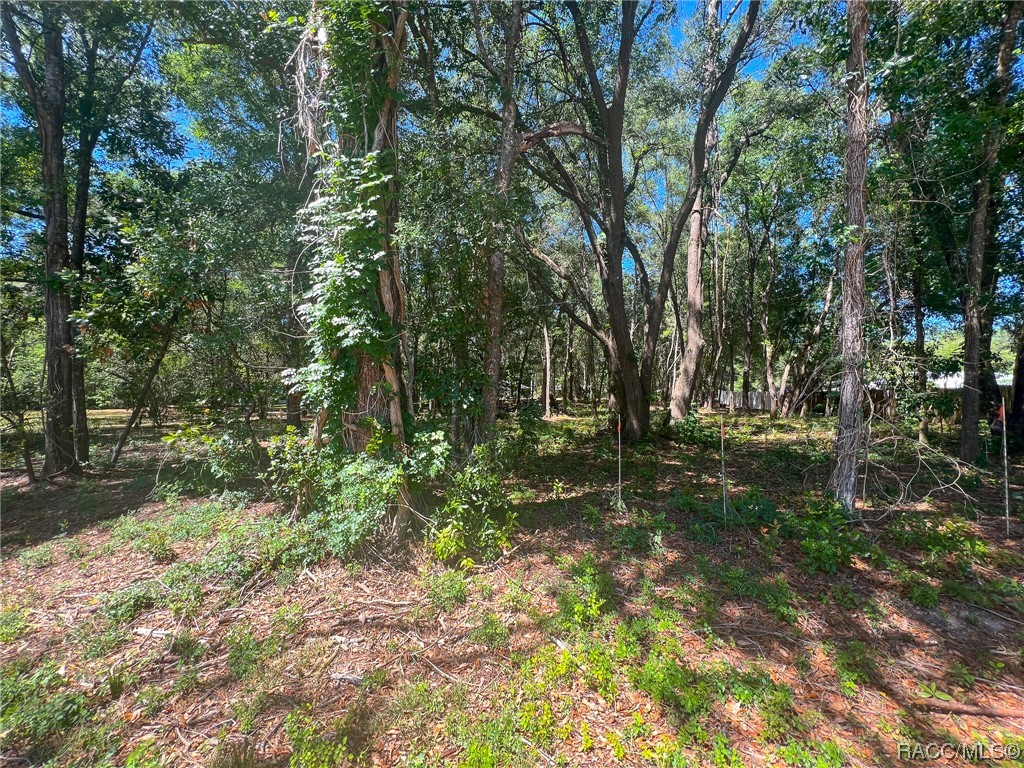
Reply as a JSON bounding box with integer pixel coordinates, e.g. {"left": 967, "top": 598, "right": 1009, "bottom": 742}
{"left": 0, "top": 660, "right": 90, "bottom": 761}
{"left": 672, "top": 492, "right": 876, "bottom": 575}
{"left": 265, "top": 417, "right": 529, "bottom": 568}
{"left": 4, "top": 412, "right": 1021, "bottom": 768}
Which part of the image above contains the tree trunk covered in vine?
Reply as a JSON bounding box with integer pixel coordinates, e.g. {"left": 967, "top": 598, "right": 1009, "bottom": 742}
{"left": 353, "top": 3, "right": 411, "bottom": 458}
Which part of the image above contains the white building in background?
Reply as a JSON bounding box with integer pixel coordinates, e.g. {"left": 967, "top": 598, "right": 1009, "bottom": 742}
{"left": 931, "top": 372, "right": 1014, "bottom": 390}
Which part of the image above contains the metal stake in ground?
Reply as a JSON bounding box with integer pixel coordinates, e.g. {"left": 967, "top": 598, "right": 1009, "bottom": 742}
{"left": 1003, "top": 396, "right": 1011, "bottom": 536}
{"left": 617, "top": 414, "right": 622, "bottom": 508}
{"left": 720, "top": 415, "right": 728, "bottom": 523}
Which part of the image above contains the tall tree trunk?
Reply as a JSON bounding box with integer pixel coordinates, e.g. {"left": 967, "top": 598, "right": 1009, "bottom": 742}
{"left": 742, "top": 242, "right": 755, "bottom": 413}
{"left": 542, "top": 320, "right": 552, "bottom": 418}
{"left": 285, "top": 312, "right": 304, "bottom": 429}
{"left": 69, "top": 83, "right": 99, "bottom": 466}
{"left": 515, "top": 323, "right": 535, "bottom": 411}
{"left": 978, "top": 199, "right": 1004, "bottom": 416}
{"left": 670, "top": 189, "right": 707, "bottom": 419}
{"left": 833, "top": 0, "right": 869, "bottom": 515}
{"left": 728, "top": 341, "right": 736, "bottom": 414}
{"left": 669, "top": 0, "right": 723, "bottom": 419}
{"left": 562, "top": 320, "right": 573, "bottom": 405}
{"left": 2, "top": 5, "right": 78, "bottom": 476}
{"left": 912, "top": 266, "right": 930, "bottom": 445}
{"left": 960, "top": 1, "right": 1022, "bottom": 462}
{"left": 705, "top": 218, "right": 726, "bottom": 409}
{"left": 1010, "top": 333, "right": 1024, "bottom": 440}
{"left": 664, "top": 317, "right": 678, "bottom": 405}
{"left": 481, "top": 1, "right": 523, "bottom": 434}
{"left": 587, "top": 331, "right": 597, "bottom": 417}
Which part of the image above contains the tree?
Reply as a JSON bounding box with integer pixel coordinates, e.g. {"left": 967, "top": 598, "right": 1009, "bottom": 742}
{"left": 473, "top": 1, "right": 523, "bottom": 434}
{"left": 870, "top": 1, "right": 1024, "bottom": 460}
{"left": 3, "top": 3, "right": 78, "bottom": 475}
{"left": 64, "top": 3, "right": 158, "bottom": 463}
{"left": 832, "top": 0, "right": 868, "bottom": 516}
{"left": 3, "top": 1, "right": 174, "bottom": 471}
{"left": 519, "top": 0, "right": 760, "bottom": 440}
{"left": 959, "top": 1, "right": 1022, "bottom": 462}
{"left": 162, "top": 0, "right": 309, "bottom": 427}
{"left": 291, "top": 0, "right": 414, "bottom": 536}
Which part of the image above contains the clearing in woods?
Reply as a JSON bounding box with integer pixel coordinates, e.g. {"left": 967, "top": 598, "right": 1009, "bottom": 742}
{"left": 2, "top": 410, "right": 1023, "bottom": 767}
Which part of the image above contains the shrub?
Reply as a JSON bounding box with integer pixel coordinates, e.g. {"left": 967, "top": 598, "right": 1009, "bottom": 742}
{"left": 0, "top": 606, "right": 29, "bottom": 643}
{"left": 780, "top": 500, "right": 871, "bottom": 574}
{"left": 163, "top": 423, "right": 261, "bottom": 485}
{"left": 775, "top": 739, "right": 846, "bottom": 767}
{"left": 284, "top": 707, "right": 356, "bottom": 768}
{"left": 630, "top": 654, "right": 715, "bottom": 719}
{"left": 905, "top": 579, "right": 941, "bottom": 609}
{"left": 225, "top": 625, "right": 272, "bottom": 680}
{"left": 18, "top": 544, "right": 54, "bottom": 570}
{"left": 139, "top": 528, "right": 175, "bottom": 563}
{"left": 704, "top": 562, "right": 799, "bottom": 624}
{"left": 612, "top": 509, "right": 674, "bottom": 554}
{"left": 102, "top": 582, "right": 158, "bottom": 626}
{"left": 491, "top": 402, "right": 542, "bottom": 470}
{"left": 278, "top": 441, "right": 405, "bottom": 563}
{"left": 890, "top": 513, "right": 987, "bottom": 576}
{"left": 166, "top": 630, "right": 204, "bottom": 664}
{"left": 317, "top": 450, "right": 405, "bottom": 561}
{"left": 272, "top": 426, "right": 514, "bottom": 568}
{"left": 555, "top": 554, "right": 614, "bottom": 629}
{"left": 266, "top": 426, "right": 322, "bottom": 507}
{"left": 136, "top": 685, "right": 169, "bottom": 717}
{"left": 0, "top": 661, "right": 89, "bottom": 757}
{"left": 673, "top": 413, "right": 718, "bottom": 449}
{"left": 429, "top": 451, "right": 515, "bottom": 565}
{"left": 833, "top": 641, "right": 873, "bottom": 697}
{"left": 469, "top": 613, "right": 509, "bottom": 649}
{"left": 426, "top": 570, "right": 468, "bottom": 613}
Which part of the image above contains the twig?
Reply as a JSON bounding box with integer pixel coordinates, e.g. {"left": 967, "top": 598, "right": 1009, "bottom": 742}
{"left": 949, "top": 598, "right": 1024, "bottom": 627}
{"left": 520, "top": 735, "right": 558, "bottom": 765}
{"left": 911, "top": 699, "right": 1024, "bottom": 718}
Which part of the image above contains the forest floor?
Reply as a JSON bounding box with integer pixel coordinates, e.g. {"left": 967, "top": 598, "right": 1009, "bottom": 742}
{"left": 3, "top": 410, "right": 1024, "bottom": 768}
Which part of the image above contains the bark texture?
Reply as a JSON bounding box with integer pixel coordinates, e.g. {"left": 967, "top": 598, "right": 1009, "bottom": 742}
{"left": 959, "top": 1, "right": 1022, "bottom": 462}
{"left": 2, "top": 5, "right": 79, "bottom": 476}
{"left": 481, "top": 1, "right": 523, "bottom": 434}
{"left": 833, "top": 0, "right": 869, "bottom": 515}
{"left": 670, "top": 189, "right": 707, "bottom": 418}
